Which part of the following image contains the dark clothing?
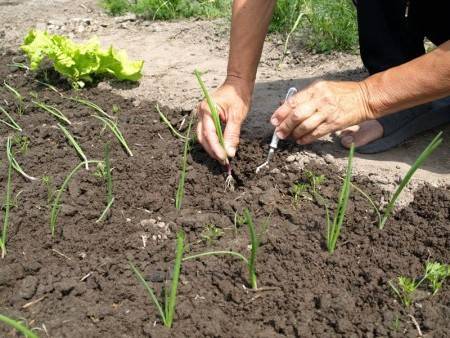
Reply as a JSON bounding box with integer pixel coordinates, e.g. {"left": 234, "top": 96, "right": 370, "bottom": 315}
{"left": 355, "top": 0, "right": 450, "bottom": 75}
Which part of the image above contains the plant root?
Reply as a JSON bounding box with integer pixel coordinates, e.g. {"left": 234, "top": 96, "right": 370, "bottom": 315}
{"left": 224, "top": 161, "right": 235, "bottom": 191}
{"left": 225, "top": 174, "right": 235, "bottom": 192}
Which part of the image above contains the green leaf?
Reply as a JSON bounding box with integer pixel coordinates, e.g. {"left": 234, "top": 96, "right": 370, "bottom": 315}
{"left": 21, "top": 30, "right": 143, "bottom": 87}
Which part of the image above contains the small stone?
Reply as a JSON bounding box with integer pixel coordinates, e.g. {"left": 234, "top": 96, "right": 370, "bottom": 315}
{"left": 286, "top": 154, "right": 297, "bottom": 163}
{"left": 270, "top": 168, "right": 281, "bottom": 174}
{"left": 324, "top": 154, "right": 334, "bottom": 164}
{"left": 156, "top": 222, "right": 166, "bottom": 229}
{"left": 140, "top": 219, "right": 156, "bottom": 227}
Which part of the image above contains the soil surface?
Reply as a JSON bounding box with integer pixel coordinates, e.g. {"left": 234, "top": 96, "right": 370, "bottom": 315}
{"left": 1, "top": 0, "right": 449, "bottom": 187}
{"left": 0, "top": 56, "right": 449, "bottom": 338}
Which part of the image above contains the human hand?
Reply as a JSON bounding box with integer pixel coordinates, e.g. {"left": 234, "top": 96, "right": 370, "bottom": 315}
{"left": 196, "top": 77, "right": 252, "bottom": 164}
{"left": 270, "top": 80, "right": 375, "bottom": 144}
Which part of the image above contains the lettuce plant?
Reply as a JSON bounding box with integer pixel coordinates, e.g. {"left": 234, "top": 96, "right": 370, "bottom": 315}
{"left": 21, "top": 30, "right": 144, "bottom": 88}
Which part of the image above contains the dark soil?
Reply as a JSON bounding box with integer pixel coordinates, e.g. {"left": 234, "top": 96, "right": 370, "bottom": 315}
{"left": 0, "top": 54, "right": 449, "bottom": 338}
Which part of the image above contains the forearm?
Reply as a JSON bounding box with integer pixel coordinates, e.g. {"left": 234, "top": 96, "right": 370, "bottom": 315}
{"left": 363, "top": 40, "right": 450, "bottom": 119}
{"left": 226, "top": 0, "right": 276, "bottom": 91}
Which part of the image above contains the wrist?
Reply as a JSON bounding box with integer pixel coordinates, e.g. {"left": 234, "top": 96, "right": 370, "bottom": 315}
{"left": 223, "top": 74, "right": 254, "bottom": 101}
{"left": 360, "top": 72, "right": 393, "bottom": 120}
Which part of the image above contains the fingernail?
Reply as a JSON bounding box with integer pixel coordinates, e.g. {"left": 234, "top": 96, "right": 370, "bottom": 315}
{"left": 342, "top": 135, "right": 353, "bottom": 145}
{"left": 225, "top": 145, "right": 236, "bottom": 157}
{"left": 271, "top": 117, "right": 279, "bottom": 126}
{"left": 276, "top": 131, "right": 286, "bottom": 140}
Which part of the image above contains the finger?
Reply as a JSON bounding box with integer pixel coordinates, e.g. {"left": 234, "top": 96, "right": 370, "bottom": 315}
{"left": 203, "top": 114, "right": 227, "bottom": 164}
{"left": 197, "top": 119, "right": 217, "bottom": 160}
{"left": 271, "top": 90, "right": 311, "bottom": 127}
{"left": 291, "top": 113, "right": 325, "bottom": 141}
{"left": 223, "top": 117, "right": 242, "bottom": 157}
{"left": 275, "top": 103, "right": 316, "bottom": 140}
{"left": 297, "top": 124, "right": 332, "bottom": 145}
{"left": 271, "top": 103, "right": 292, "bottom": 127}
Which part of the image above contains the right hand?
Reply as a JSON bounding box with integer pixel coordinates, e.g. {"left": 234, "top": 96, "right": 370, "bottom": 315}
{"left": 196, "top": 77, "right": 252, "bottom": 164}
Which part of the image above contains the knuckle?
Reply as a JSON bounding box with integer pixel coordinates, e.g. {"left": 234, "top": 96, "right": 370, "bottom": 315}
{"left": 292, "top": 110, "right": 303, "bottom": 122}
{"left": 313, "top": 80, "right": 328, "bottom": 90}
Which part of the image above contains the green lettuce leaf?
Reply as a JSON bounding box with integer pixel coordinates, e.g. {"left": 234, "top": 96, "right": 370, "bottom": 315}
{"left": 21, "top": 30, "right": 143, "bottom": 88}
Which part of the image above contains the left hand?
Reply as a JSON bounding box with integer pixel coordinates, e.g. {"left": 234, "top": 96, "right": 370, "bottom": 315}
{"left": 270, "top": 80, "right": 375, "bottom": 144}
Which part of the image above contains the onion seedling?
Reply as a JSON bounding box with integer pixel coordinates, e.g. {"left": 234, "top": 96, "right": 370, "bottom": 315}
{"left": 156, "top": 104, "right": 187, "bottom": 140}
{"left": 326, "top": 144, "right": 354, "bottom": 254}
{"left": 41, "top": 175, "right": 55, "bottom": 204}
{"left": 379, "top": 132, "right": 442, "bottom": 229}
{"left": 175, "top": 116, "right": 193, "bottom": 210}
{"left": 3, "top": 81, "right": 24, "bottom": 115}
{"left": 0, "top": 105, "right": 22, "bottom": 131}
{"left": 184, "top": 208, "right": 259, "bottom": 289}
{"left": 7, "top": 62, "right": 30, "bottom": 71}
{"left": 50, "top": 160, "right": 101, "bottom": 237}
{"left": 130, "top": 231, "right": 185, "bottom": 328}
{"left": 351, "top": 132, "right": 443, "bottom": 229}
{"left": 32, "top": 100, "right": 71, "bottom": 125}
{"left": 194, "top": 69, "right": 234, "bottom": 191}
{"left": 96, "top": 197, "right": 115, "bottom": 223}
{"left": 96, "top": 143, "right": 114, "bottom": 222}
{"left": 57, "top": 123, "right": 89, "bottom": 169}
{"left": 0, "top": 314, "right": 39, "bottom": 338}
{"left": 34, "top": 79, "right": 63, "bottom": 97}
{"left": 6, "top": 137, "right": 36, "bottom": 181}
{"left": 68, "top": 97, "right": 114, "bottom": 119}
{"left": 0, "top": 153, "right": 13, "bottom": 259}
{"left": 92, "top": 115, "right": 133, "bottom": 156}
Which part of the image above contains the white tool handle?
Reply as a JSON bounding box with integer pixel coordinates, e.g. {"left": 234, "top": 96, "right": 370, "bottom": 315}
{"left": 269, "top": 87, "right": 297, "bottom": 149}
{"left": 269, "top": 132, "right": 279, "bottom": 149}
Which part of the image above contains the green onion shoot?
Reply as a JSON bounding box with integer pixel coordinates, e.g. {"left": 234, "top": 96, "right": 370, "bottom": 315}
{"left": 130, "top": 231, "right": 185, "bottom": 328}
{"left": 175, "top": 116, "right": 193, "bottom": 210}
{"left": 194, "top": 69, "right": 234, "bottom": 191}
{"left": 326, "top": 143, "right": 354, "bottom": 254}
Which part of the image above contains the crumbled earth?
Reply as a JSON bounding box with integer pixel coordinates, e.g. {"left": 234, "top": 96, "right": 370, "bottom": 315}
{"left": 0, "top": 56, "right": 448, "bottom": 338}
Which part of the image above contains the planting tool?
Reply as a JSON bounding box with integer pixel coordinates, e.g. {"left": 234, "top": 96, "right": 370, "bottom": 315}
{"left": 256, "top": 87, "right": 297, "bottom": 173}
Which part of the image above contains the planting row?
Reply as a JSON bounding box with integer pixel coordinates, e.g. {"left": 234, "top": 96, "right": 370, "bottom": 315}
{"left": 0, "top": 75, "right": 449, "bottom": 335}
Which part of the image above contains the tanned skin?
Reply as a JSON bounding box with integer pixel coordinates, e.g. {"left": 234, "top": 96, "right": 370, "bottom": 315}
{"left": 196, "top": 0, "right": 450, "bottom": 162}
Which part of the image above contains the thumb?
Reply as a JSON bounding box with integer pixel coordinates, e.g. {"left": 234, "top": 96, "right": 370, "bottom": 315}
{"left": 223, "top": 118, "right": 242, "bottom": 158}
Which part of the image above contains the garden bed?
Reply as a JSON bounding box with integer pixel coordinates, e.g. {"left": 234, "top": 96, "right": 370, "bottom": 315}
{"left": 0, "top": 54, "right": 449, "bottom": 338}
